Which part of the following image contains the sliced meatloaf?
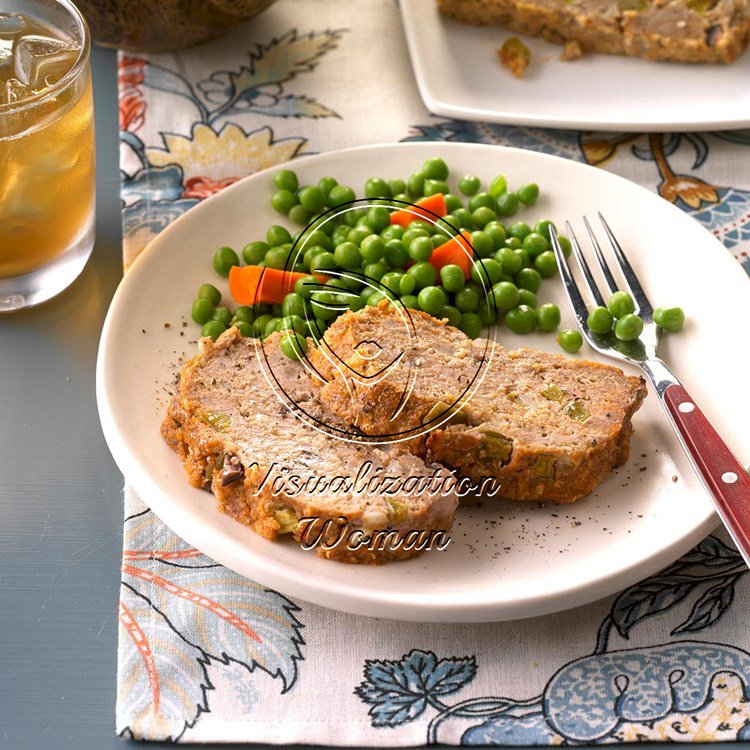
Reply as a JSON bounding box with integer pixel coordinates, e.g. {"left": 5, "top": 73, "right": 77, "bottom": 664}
{"left": 309, "top": 304, "right": 647, "bottom": 503}
{"left": 437, "top": 0, "right": 750, "bottom": 64}
{"left": 162, "top": 328, "right": 458, "bottom": 564}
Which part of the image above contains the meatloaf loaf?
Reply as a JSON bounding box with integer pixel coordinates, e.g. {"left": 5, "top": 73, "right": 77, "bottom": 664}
{"left": 162, "top": 328, "right": 458, "bottom": 564}
{"left": 437, "top": 0, "right": 750, "bottom": 64}
{"left": 309, "top": 304, "right": 647, "bottom": 503}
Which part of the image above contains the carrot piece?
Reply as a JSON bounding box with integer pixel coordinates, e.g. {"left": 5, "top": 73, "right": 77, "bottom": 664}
{"left": 390, "top": 193, "right": 447, "bottom": 227}
{"left": 229, "top": 265, "right": 311, "bottom": 305}
{"left": 429, "top": 231, "right": 473, "bottom": 279}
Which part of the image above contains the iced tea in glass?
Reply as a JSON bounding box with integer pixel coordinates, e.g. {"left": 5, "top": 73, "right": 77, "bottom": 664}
{"left": 0, "top": 0, "right": 94, "bottom": 311}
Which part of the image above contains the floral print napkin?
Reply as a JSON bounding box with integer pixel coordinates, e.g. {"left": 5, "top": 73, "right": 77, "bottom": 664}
{"left": 117, "top": 0, "right": 750, "bottom": 742}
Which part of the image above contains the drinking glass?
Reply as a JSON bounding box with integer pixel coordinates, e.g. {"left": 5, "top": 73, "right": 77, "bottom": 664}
{"left": 0, "top": 0, "right": 94, "bottom": 311}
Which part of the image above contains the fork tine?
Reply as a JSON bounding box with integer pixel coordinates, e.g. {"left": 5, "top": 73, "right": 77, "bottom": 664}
{"left": 565, "top": 221, "right": 606, "bottom": 308}
{"left": 549, "top": 225, "right": 591, "bottom": 334}
{"left": 583, "top": 216, "right": 618, "bottom": 297}
{"left": 598, "top": 212, "right": 654, "bottom": 318}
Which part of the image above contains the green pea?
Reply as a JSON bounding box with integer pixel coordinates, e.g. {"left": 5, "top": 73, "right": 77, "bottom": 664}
{"left": 393, "top": 192, "right": 412, "bottom": 204}
{"left": 288, "top": 204, "right": 311, "bottom": 225}
{"left": 265, "top": 247, "right": 291, "bottom": 270}
{"left": 614, "top": 313, "right": 644, "bottom": 341}
{"left": 213, "top": 246, "right": 239, "bottom": 277}
{"left": 279, "top": 314, "right": 307, "bottom": 335}
{"left": 587, "top": 306, "right": 614, "bottom": 334}
{"left": 401, "top": 294, "right": 419, "bottom": 309}
{"left": 317, "top": 176, "right": 338, "bottom": 197}
{"left": 523, "top": 232, "right": 550, "bottom": 258}
{"left": 472, "top": 206, "right": 497, "bottom": 229}
{"left": 347, "top": 293, "right": 365, "bottom": 312}
{"left": 365, "top": 177, "right": 390, "bottom": 198}
{"left": 477, "top": 298, "right": 497, "bottom": 326}
{"left": 517, "top": 289, "right": 537, "bottom": 308}
{"left": 534, "top": 219, "right": 554, "bottom": 240}
{"left": 310, "top": 290, "right": 341, "bottom": 320}
{"left": 280, "top": 332, "right": 308, "bottom": 361}
{"left": 331, "top": 225, "right": 351, "bottom": 245}
{"left": 281, "top": 292, "right": 305, "bottom": 319}
{"left": 386, "top": 239, "right": 410, "bottom": 268}
{"left": 444, "top": 194, "right": 463, "bottom": 213}
{"left": 494, "top": 247, "right": 522, "bottom": 276}
{"left": 484, "top": 221, "right": 507, "bottom": 249}
{"left": 380, "top": 271, "right": 403, "bottom": 295}
{"left": 201, "top": 319, "right": 226, "bottom": 341}
{"left": 441, "top": 305, "right": 462, "bottom": 328}
{"left": 271, "top": 189, "right": 298, "bottom": 215}
{"left": 407, "top": 172, "right": 425, "bottom": 196}
{"left": 266, "top": 225, "right": 292, "bottom": 247}
{"left": 367, "top": 205, "right": 391, "bottom": 233}
{"left": 468, "top": 192, "right": 494, "bottom": 212}
{"left": 407, "top": 261, "right": 437, "bottom": 290}
{"left": 242, "top": 241, "right": 268, "bottom": 265}
{"left": 608, "top": 290, "right": 636, "bottom": 319}
{"left": 460, "top": 312, "right": 483, "bottom": 338}
{"left": 495, "top": 192, "right": 519, "bottom": 217}
{"left": 508, "top": 222, "right": 532, "bottom": 241}
{"left": 455, "top": 286, "right": 479, "bottom": 313}
{"left": 458, "top": 174, "right": 481, "bottom": 196}
{"left": 410, "top": 220, "right": 434, "bottom": 234}
{"left": 418, "top": 285, "right": 447, "bottom": 316}
{"left": 297, "top": 186, "right": 324, "bottom": 213}
{"left": 450, "top": 208, "right": 474, "bottom": 229}
{"left": 557, "top": 328, "right": 583, "bottom": 353}
{"left": 233, "top": 305, "right": 254, "bottom": 323}
{"left": 491, "top": 281, "right": 520, "bottom": 313}
{"left": 366, "top": 291, "right": 388, "bottom": 307}
{"left": 470, "top": 230, "right": 494, "bottom": 258}
{"left": 388, "top": 178, "right": 406, "bottom": 196}
{"left": 399, "top": 274, "right": 416, "bottom": 296}
{"left": 273, "top": 169, "right": 298, "bottom": 193}
{"left": 423, "top": 178, "right": 449, "bottom": 197}
{"left": 534, "top": 251, "right": 558, "bottom": 278}
{"left": 535, "top": 303, "right": 561, "bottom": 332}
{"left": 654, "top": 306, "right": 685, "bottom": 333}
{"left": 402, "top": 227, "right": 429, "bottom": 245}
{"left": 252, "top": 314, "right": 273, "bottom": 338}
{"left": 334, "top": 241, "right": 362, "bottom": 270}
{"left": 198, "top": 283, "right": 221, "bottom": 306}
{"left": 409, "top": 236, "right": 433, "bottom": 262}
{"left": 557, "top": 235, "right": 573, "bottom": 257}
{"left": 211, "top": 306, "right": 231, "bottom": 327}
{"left": 381, "top": 224, "right": 405, "bottom": 241}
{"left": 504, "top": 236, "right": 523, "bottom": 250}
{"left": 514, "top": 248, "right": 531, "bottom": 269}
{"left": 489, "top": 174, "right": 508, "bottom": 198}
{"left": 515, "top": 267, "right": 542, "bottom": 293}
{"left": 440, "top": 264, "right": 466, "bottom": 293}
{"left": 310, "top": 252, "right": 337, "bottom": 274}
{"left": 235, "top": 320, "right": 254, "bottom": 338}
{"left": 191, "top": 298, "right": 213, "bottom": 325}
{"left": 505, "top": 305, "right": 536, "bottom": 334}
{"left": 328, "top": 185, "right": 356, "bottom": 206}
{"left": 355, "top": 236, "right": 382, "bottom": 265}
{"left": 471, "top": 258, "right": 504, "bottom": 287}
{"left": 302, "top": 246, "right": 326, "bottom": 271}
{"left": 364, "top": 261, "right": 388, "bottom": 281}
{"left": 271, "top": 303, "right": 284, "bottom": 318}
{"left": 300, "top": 228, "right": 331, "bottom": 252}
{"left": 422, "top": 157, "right": 449, "bottom": 180}
{"left": 348, "top": 226, "right": 373, "bottom": 247}
{"left": 517, "top": 183, "right": 540, "bottom": 206}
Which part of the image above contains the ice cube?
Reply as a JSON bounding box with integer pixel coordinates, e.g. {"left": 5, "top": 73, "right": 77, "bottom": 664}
{"left": 0, "top": 13, "right": 26, "bottom": 39}
{"left": 13, "top": 34, "right": 79, "bottom": 91}
{"left": 0, "top": 77, "right": 31, "bottom": 106}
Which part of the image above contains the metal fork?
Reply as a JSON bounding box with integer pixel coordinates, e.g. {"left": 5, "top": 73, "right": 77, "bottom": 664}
{"left": 550, "top": 215, "right": 750, "bottom": 567}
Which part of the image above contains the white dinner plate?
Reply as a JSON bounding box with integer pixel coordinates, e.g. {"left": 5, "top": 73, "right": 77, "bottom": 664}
{"left": 97, "top": 142, "right": 750, "bottom": 622}
{"left": 400, "top": 0, "right": 750, "bottom": 132}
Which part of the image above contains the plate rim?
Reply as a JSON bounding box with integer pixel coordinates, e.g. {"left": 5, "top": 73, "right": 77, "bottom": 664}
{"left": 99, "top": 140, "right": 745, "bottom": 623}
{"left": 399, "top": 0, "right": 750, "bottom": 133}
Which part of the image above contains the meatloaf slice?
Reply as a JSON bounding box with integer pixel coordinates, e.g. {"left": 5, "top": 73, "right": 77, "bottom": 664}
{"left": 437, "top": 0, "right": 750, "bottom": 64}
{"left": 309, "top": 304, "right": 647, "bottom": 503}
{"left": 162, "top": 328, "right": 458, "bottom": 564}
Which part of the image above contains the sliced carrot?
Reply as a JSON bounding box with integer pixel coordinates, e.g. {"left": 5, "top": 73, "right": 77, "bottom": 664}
{"left": 429, "top": 230, "right": 473, "bottom": 279}
{"left": 229, "top": 265, "right": 317, "bottom": 305}
{"left": 390, "top": 193, "right": 447, "bottom": 227}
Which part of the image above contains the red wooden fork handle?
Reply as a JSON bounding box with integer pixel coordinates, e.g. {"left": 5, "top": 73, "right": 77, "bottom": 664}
{"left": 663, "top": 383, "right": 750, "bottom": 559}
